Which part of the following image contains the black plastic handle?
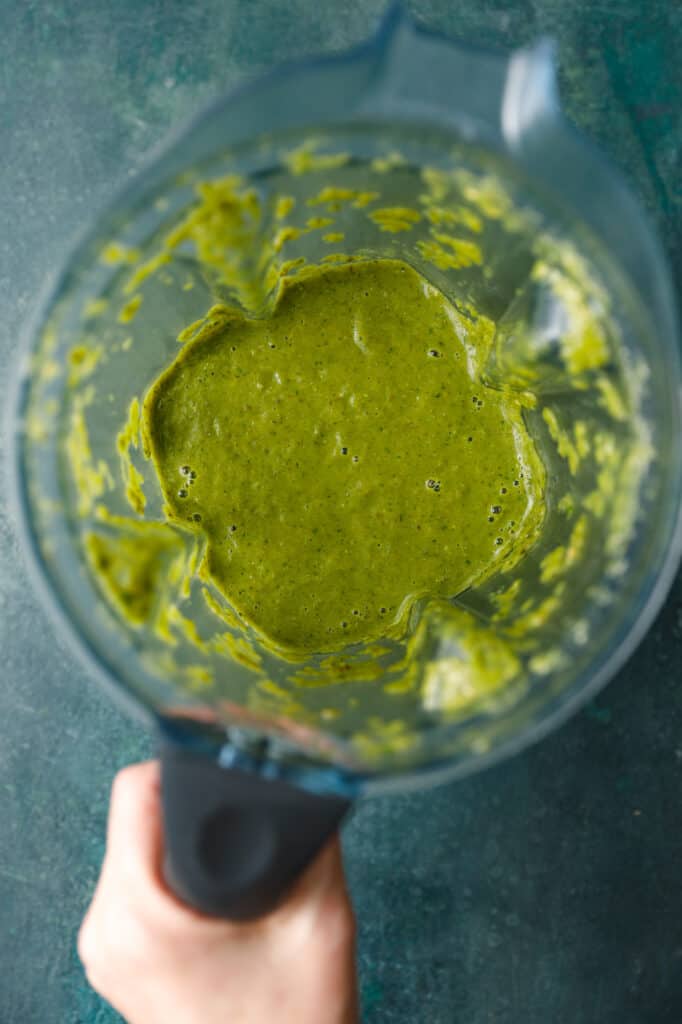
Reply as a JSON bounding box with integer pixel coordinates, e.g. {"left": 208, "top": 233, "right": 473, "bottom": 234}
{"left": 159, "top": 739, "right": 351, "bottom": 920}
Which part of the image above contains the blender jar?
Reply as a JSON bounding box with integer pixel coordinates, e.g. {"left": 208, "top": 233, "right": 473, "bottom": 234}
{"left": 10, "top": 9, "right": 681, "bottom": 916}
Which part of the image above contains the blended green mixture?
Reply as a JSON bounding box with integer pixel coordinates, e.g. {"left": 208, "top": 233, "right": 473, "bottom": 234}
{"left": 142, "top": 258, "right": 543, "bottom": 654}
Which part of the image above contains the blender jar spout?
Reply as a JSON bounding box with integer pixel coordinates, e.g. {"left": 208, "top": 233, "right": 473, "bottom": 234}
{"left": 362, "top": 6, "right": 558, "bottom": 149}
{"left": 364, "top": 8, "right": 675, "bottom": 342}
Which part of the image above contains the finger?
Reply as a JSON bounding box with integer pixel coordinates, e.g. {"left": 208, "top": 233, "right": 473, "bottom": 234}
{"left": 280, "top": 835, "right": 350, "bottom": 915}
{"left": 270, "top": 835, "right": 356, "bottom": 957}
{"left": 105, "top": 761, "right": 164, "bottom": 886}
{"left": 104, "top": 761, "right": 232, "bottom": 930}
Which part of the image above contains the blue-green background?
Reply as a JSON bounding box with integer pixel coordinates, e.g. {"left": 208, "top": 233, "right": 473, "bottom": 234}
{"left": 1, "top": 2, "right": 680, "bottom": 1021}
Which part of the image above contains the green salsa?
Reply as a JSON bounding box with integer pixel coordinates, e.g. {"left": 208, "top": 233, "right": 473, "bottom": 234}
{"left": 142, "top": 258, "right": 543, "bottom": 654}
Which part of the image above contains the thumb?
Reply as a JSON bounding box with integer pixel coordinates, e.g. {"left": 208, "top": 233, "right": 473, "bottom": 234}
{"left": 104, "top": 761, "right": 164, "bottom": 887}
{"left": 276, "top": 835, "right": 352, "bottom": 922}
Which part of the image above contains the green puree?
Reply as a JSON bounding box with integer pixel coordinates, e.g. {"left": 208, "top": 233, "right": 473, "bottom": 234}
{"left": 143, "top": 258, "right": 543, "bottom": 654}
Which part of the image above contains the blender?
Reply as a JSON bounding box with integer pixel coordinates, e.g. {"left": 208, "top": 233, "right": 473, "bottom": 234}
{"left": 9, "top": 7, "right": 681, "bottom": 919}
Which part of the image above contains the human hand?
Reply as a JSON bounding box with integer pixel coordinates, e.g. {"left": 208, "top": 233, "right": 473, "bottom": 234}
{"left": 78, "top": 761, "right": 358, "bottom": 1024}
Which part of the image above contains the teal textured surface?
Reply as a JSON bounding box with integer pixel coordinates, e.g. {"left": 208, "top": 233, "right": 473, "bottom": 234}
{"left": 0, "top": 3, "right": 680, "bottom": 1022}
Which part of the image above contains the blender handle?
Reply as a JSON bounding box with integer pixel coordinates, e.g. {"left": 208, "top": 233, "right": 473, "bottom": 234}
{"left": 159, "top": 739, "right": 351, "bottom": 920}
